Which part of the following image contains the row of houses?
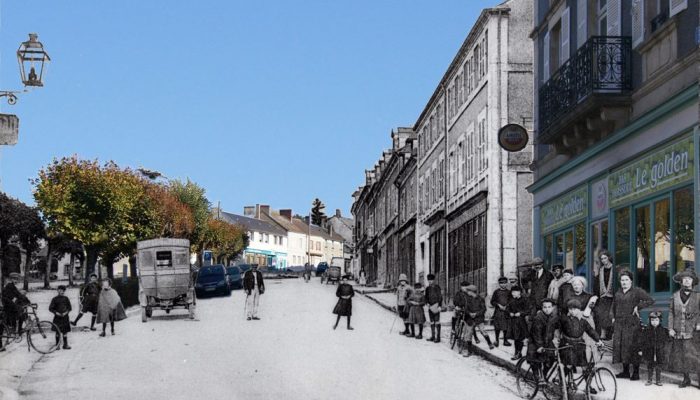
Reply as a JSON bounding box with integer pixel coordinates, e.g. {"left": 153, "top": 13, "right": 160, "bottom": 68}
{"left": 352, "top": 0, "right": 700, "bottom": 313}
{"left": 216, "top": 204, "right": 352, "bottom": 271}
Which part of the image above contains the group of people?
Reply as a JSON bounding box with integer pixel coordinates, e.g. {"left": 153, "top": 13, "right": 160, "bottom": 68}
{"left": 0, "top": 272, "right": 127, "bottom": 353}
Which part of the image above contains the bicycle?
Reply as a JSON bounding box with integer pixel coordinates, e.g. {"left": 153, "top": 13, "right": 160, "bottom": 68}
{"left": 450, "top": 310, "right": 464, "bottom": 350}
{"left": 0, "top": 303, "right": 61, "bottom": 354}
{"left": 515, "top": 343, "right": 616, "bottom": 400}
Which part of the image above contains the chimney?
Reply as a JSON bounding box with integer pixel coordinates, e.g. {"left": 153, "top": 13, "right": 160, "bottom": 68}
{"left": 255, "top": 204, "right": 261, "bottom": 219}
{"left": 335, "top": 209, "right": 341, "bottom": 218}
{"left": 280, "top": 209, "right": 293, "bottom": 222}
{"left": 243, "top": 206, "right": 255, "bottom": 217}
{"left": 260, "top": 205, "right": 270, "bottom": 216}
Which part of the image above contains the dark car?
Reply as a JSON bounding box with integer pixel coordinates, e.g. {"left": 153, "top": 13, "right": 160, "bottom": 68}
{"left": 195, "top": 264, "right": 231, "bottom": 297}
{"left": 315, "top": 262, "right": 328, "bottom": 277}
{"left": 226, "top": 266, "right": 243, "bottom": 289}
{"left": 238, "top": 264, "right": 253, "bottom": 274}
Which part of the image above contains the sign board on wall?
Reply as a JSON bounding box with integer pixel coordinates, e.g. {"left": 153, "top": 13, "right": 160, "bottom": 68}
{"left": 590, "top": 178, "right": 609, "bottom": 220}
{"left": 540, "top": 185, "right": 588, "bottom": 234}
{"left": 0, "top": 114, "right": 19, "bottom": 145}
{"left": 608, "top": 134, "right": 695, "bottom": 208}
{"left": 498, "top": 124, "right": 529, "bottom": 152}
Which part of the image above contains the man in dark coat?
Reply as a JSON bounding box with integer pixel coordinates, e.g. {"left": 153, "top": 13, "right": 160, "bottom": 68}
{"left": 507, "top": 286, "right": 531, "bottom": 360}
{"left": 460, "top": 284, "right": 493, "bottom": 355}
{"left": 2, "top": 273, "right": 29, "bottom": 334}
{"left": 637, "top": 311, "right": 669, "bottom": 386}
{"left": 243, "top": 265, "right": 265, "bottom": 320}
{"left": 523, "top": 258, "right": 554, "bottom": 314}
{"left": 490, "top": 276, "right": 512, "bottom": 347}
{"left": 547, "top": 299, "right": 603, "bottom": 369}
{"left": 527, "top": 298, "right": 557, "bottom": 377}
{"left": 49, "top": 285, "right": 72, "bottom": 350}
{"left": 71, "top": 274, "right": 100, "bottom": 330}
{"left": 424, "top": 274, "right": 443, "bottom": 343}
{"left": 333, "top": 275, "right": 354, "bottom": 330}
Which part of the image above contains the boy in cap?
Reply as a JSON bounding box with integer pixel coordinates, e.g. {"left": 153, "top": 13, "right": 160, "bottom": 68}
{"left": 527, "top": 298, "right": 557, "bottom": 378}
{"left": 490, "top": 276, "right": 512, "bottom": 347}
{"left": 406, "top": 282, "right": 426, "bottom": 339}
{"left": 424, "top": 274, "right": 443, "bottom": 343}
{"left": 2, "top": 273, "right": 30, "bottom": 334}
{"left": 49, "top": 285, "right": 72, "bottom": 350}
{"left": 547, "top": 299, "right": 604, "bottom": 372}
{"left": 396, "top": 273, "right": 413, "bottom": 335}
{"left": 461, "top": 284, "right": 494, "bottom": 355}
{"left": 452, "top": 281, "right": 470, "bottom": 335}
{"left": 637, "top": 311, "right": 668, "bottom": 386}
{"left": 507, "top": 285, "right": 531, "bottom": 360}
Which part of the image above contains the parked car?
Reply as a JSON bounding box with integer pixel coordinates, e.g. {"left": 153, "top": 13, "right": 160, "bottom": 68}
{"left": 226, "top": 266, "right": 243, "bottom": 290}
{"left": 195, "top": 264, "right": 231, "bottom": 297}
{"left": 315, "top": 262, "right": 329, "bottom": 277}
{"left": 237, "top": 264, "right": 253, "bottom": 274}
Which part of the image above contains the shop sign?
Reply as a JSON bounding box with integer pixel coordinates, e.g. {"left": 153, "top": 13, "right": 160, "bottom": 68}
{"left": 498, "top": 124, "right": 529, "bottom": 152}
{"left": 591, "top": 178, "right": 609, "bottom": 219}
{"left": 609, "top": 135, "right": 695, "bottom": 208}
{"left": 540, "top": 185, "right": 588, "bottom": 234}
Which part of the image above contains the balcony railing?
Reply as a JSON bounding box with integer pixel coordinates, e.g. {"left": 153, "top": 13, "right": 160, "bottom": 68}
{"left": 538, "top": 36, "right": 632, "bottom": 142}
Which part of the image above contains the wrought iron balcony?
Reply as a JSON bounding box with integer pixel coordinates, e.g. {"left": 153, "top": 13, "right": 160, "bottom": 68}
{"left": 538, "top": 36, "right": 632, "bottom": 144}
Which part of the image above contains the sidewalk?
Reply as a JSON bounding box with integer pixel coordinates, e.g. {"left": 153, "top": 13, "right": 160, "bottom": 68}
{"left": 359, "top": 290, "right": 700, "bottom": 400}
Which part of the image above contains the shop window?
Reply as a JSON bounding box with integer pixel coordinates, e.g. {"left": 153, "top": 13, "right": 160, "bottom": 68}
{"left": 635, "top": 205, "right": 651, "bottom": 293}
{"left": 614, "top": 208, "right": 631, "bottom": 271}
{"left": 654, "top": 199, "right": 671, "bottom": 292}
{"left": 544, "top": 235, "right": 553, "bottom": 269}
{"left": 674, "top": 187, "right": 695, "bottom": 278}
{"left": 575, "top": 223, "right": 586, "bottom": 277}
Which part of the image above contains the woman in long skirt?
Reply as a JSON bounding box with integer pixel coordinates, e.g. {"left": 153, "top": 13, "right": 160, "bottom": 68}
{"left": 333, "top": 276, "right": 355, "bottom": 330}
{"left": 96, "top": 278, "right": 127, "bottom": 337}
{"left": 49, "top": 285, "right": 72, "bottom": 350}
{"left": 667, "top": 268, "right": 700, "bottom": 388}
{"left": 407, "top": 282, "right": 426, "bottom": 339}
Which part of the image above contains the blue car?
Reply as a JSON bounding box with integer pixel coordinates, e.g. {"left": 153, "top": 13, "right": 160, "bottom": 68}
{"left": 226, "top": 266, "right": 243, "bottom": 289}
{"left": 195, "top": 265, "right": 231, "bottom": 297}
{"left": 315, "top": 262, "right": 328, "bottom": 277}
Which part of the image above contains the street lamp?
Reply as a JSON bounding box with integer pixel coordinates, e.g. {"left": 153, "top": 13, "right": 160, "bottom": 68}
{"left": 0, "top": 33, "right": 50, "bottom": 104}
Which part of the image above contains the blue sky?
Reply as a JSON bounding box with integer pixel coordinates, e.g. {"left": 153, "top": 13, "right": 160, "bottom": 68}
{"left": 1, "top": 0, "right": 495, "bottom": 217}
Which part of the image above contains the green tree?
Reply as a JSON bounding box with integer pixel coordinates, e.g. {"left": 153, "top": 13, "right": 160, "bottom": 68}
{"left": 170, "top": 179, "right": 211, "bottom": 266}
{"left": 311, "top": 198, "right": 326, "bottom": 226}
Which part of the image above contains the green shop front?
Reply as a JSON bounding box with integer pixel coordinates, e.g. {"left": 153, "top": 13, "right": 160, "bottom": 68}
{"left": 534, "top": 131, "right": 699, "bottom": 313}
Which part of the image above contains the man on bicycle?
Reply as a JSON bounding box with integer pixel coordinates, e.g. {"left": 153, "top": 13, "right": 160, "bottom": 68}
{"left": 547, "top": 298, "right": 604, "bottom": 372}
{"left": 2, "top": 273, "right": 30, "bottom": 334}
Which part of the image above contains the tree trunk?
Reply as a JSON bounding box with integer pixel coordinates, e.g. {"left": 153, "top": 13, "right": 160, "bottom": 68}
{"left": 85, "top": 247, "right": 99, "bottom": 283}
{"left": 44, "top": 245, "right": 52, "bottom": 289}
{"left": 106, "top": 259, "right": 114, "bottom": 280}
{"left": 68, "top": 252, "right": 75, "bottom": 287}
{"left": 0, "top": 239, "right": 4, "bottom": 298}
{"left": 197, "top": 244, "right": 203, "bottom": 268}
{"left": 129, "top": 255, "right": 137, "bottom": 278}
{"left": 22, "top": 242, "right": 31, "bottom": 291}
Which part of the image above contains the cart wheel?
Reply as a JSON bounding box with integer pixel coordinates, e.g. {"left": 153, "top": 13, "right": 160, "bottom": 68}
{"left": 141, "top": 307, "right": 148, "bottom": 323}
{"left": 146, "top": 307, "right": 153, "bottom": 318}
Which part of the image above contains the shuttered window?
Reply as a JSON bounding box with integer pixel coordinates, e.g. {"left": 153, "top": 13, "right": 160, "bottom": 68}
{"left": 543, "top": 31, "right": 550, "bottom": 82}
{"left": 607, "top": 0, "right": 621, "bottom": 36}
{"left": 669, "top": 0, "right": 687, "bottom": 17}
{"left": 560, "top": 7, "right": 571, "bottom": 64}
{"left": 577, "top": 0, "right": 588, "bottom": 48}
{"left": 631, "top": 0, "right": 645, "bottom": 47}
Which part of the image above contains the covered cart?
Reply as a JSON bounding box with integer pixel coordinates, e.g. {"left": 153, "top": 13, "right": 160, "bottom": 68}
{"left": 137, "top": 238, "right": 196, "bottom": 322}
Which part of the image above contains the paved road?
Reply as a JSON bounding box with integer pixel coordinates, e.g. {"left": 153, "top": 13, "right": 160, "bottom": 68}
{"left": 17, "top": 279, "right": 520, "bottom": 400}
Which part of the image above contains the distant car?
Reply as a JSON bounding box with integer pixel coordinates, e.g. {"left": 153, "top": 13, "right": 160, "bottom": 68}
{"left": 226, "top": 266, "right": 243, "bottom": 290}
{"left": 195, "top": 264, "right": 231, "bottom": 297}
{"left": 316, "top": 262, "right": 329, "bottom": 277}
{"left": 237, "top": 264, "right": 252, "bottom": 274}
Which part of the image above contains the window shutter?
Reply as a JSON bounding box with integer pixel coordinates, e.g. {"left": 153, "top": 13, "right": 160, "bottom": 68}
{"left": 631, "top": 0, "right": 644, "bottom": 47}
{"left": 669, "top": 0, "right": 688, "bottom": 17}
{"left": 576, "top": 0, "right": 587, "bottom": 49}
{"left": 543, "top": 31, "right": 550, "bottom": 82}
{"left": 560, "top": 7, "right": 571, "bottom": 64}
{"left": 607, "top": 0, "right": 621, "bottom": 36}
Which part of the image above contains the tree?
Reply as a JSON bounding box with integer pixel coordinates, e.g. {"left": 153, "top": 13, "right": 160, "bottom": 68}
{"left": 14, "top": 202, "right": 46, "bottom": 290}
{"left": 144, "top": 183, "right": 195, "bottom": 239}
{"left": 170, "top": 179, "right": 211, "bottom": 266}
{"left": 311, "top": 198, "right": 326, "bottom": 226}
{"left": 200, "top": 219, "right": 249, "bottom": 266}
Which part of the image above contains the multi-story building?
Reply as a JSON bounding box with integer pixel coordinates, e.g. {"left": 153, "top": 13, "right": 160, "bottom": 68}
{"left": 219, "top": 209, "right": 288, "bottom": 269}
{"left": 529, "top": 0, "right": 699, "bottom": 313}
{"left": 395, "top": 129, "right": 419, "bottom": 284}
{"left": 326, "top": 209, "right": 355, "bottom": 273}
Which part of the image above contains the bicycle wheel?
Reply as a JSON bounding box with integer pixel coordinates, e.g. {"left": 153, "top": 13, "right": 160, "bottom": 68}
{"left": 28, "top": 321, "right": 60, "bottom": 354}
{"left": 450, "top": 321, "right": 462, "bottom": 349}
{"left": 0, "top": 321, "right": 13, "bottom": 347}
{"left": 586, "top": 367, "right": 617, "bottom": 400}
{"left": 515, "top": 359, "right": 539, "bottom": 399}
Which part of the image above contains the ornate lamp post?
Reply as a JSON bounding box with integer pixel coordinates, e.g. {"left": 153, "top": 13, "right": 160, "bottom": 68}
{"left": 0, "top": 33, "right": 51, "bottom": 104}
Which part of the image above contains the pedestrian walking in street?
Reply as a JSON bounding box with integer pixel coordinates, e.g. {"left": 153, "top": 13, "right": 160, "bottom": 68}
{"left": 667, "top": 268, "right": 700, "bottom": 389}
{"left": 610, "top": 269, "right": 654, "bottom": 381}
{"left": 333, "top": 275, "right": 354, "bottom": 330}
{"left": 459, "top": 284, "right": 493, "bottom": 356}
{"left": 490, "top": 276, "right": 512, "bottom": 347}
{"left": 49, "top": 285, "right": 72, "bottom": 350}
{"left": 506, "top": 286, "right": 531, "bottom": 360}
{"left": 555, "top": 269, "right": 575, "bottom": 312}
{"left": 406, "top": 282, "right": 426, "bottom": 339}
{"left": 593, "top": 251, "right": 615, "bottom": 339}
{"left": 243, "top": 264, "right": 265, "bottom": 321}
{"left": 396, "top": 274, "right": 413, "bottom": 335}
{"left": 358, "top": 269, "right": 367, "bottom": 286}
{"left": 96, "top": 278, "right": 127, "bottom": 337}
{"left": 637, "top": 311, "right": 669, "bottom": 387}
{"left": 523, "top": 257, "right": 553, "bottom": 314}
{"left": 527, "top": 298, "right": 557, "bottom": 378}
{"left": 71, "top": 273, "right": 100, "bottom": 330}
{"left": 424, "top": 274, "right": 443, "bottom": 343}
{"left": 547, "top": 299, "right": 604, "bottom": 371}
{"left": 2, "top": 273, "right": 30, "bottom": 334}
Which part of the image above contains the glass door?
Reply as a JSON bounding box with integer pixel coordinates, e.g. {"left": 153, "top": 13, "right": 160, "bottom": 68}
{"left": 632, "top": 196, "right": 672, "bottom": 294}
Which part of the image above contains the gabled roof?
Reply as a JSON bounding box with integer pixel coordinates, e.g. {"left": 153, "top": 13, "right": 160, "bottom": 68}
{"left": 218, "top": 211, "right": 286, "bottom": 236}
{"left": 264, "top": 211, "right": 306, "bottom": 234}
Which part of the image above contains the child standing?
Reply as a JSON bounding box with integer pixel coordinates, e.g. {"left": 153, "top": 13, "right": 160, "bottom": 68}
{"left": 424, "top": 274, "right": 443, "bottom": 343}
{"left": 407, "top": 282, "right": 426, "bottom": 339}
{"left": 507, "top": 286, "right": 531, "bottom": 360}
{"left": 333, "top": 275, "right": 355, "bottom": 330}
{"left": 461, "top": 284, "right": 494, "bottom": 356}
{"left": 49, "top": 285, "right": 72, "bottom": 350}
{"left": 638, "top": 311, "right": 668, "bottom": 386}
{"left": 396, "top": 274, "right": 413, "bottom": 336}
{"left": 96, "top": 278, "right": 127, "bottom": 337}
{"left": 490, "top": 276, "right": 512, "bottom": 347}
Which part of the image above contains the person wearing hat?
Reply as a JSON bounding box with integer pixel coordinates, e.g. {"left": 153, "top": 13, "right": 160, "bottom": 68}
{"left": 2, "top": 272, "right": 30, "bottom": 334}
{"left": 424, "top": 274, "right": 443, "bottom": 343}
{"left": 667, "top": 268, "right": 700, "bottom": 388}
{"left": 333, "top": 275, "right": 355, "bottom": 330}
{"left": 406, "top": 282, "right": 426, "bottom": 339}
{"left": 506, "top": 285, "right": 531, "bottom": 360}
{"left": 610, "top": 268, "right": 654, "bottom": 381}
{"left": 546, "top": 264, "right": 566, "bottom": 303}
{"left": 49, "top": 285, "right": 72, "bottom": 350}
{"left": 71, "top": 273, "right": 100, "bottom": 330}
{"left": 637, "top": 311, "right": 669, "bottom": 386}
{"left": 523, "top": 257, "right": 554, "bottom": 314}
{"left": 460, "top": 284, "right": 493, "bottom": 356}
{"left": 243, "top": 264, "right": 265, "bottom": 321}
{"left": 451, "top": 281, "right": 469, "bottom": 343}
{"left": 490, "top": 276, "right": 512, "bottom": 347}
{"left": 593, "top": 251, "right": 615, "bottom": 339}
{"left": 527, "top": 298, "right": 557, "bottom": 378}
{"left": 547, "top": 298, "right": 604, "bottom": 370}
{"left": 396, "top": 273, "right": 413, "bottom": 336}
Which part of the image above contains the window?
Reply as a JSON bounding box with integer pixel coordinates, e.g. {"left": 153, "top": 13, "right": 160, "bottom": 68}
{"left": 447, "top": 88, "right": 453, "bottom": 119}
{"left": 439, "top": 158, "right": 444, "bottom": 199}
{"left": 430, "top": 116, "right": 435, "bottom": 142}
{"left": 456, "top": 74, "right": 462, "bottom": 107}
{"left": 437, "top": 103, "right": 443, "bottom": 134}
{"left": 457, "top": 141, "right": 464, "bottom": 188}
{"left": 449, "top": 151, "right": 455, "bottom": 195}
{"left": 316, "top": 242, "right": 321, "bottom": 251}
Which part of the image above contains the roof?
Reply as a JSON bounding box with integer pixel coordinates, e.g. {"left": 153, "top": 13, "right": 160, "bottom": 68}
{"left": 263, "top": 211, "right": 306, "bottom": 234}
{"left": 217, "top": 211, "right": 287, "bottom": 236}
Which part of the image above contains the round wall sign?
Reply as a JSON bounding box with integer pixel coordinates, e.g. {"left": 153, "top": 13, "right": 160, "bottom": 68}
{"left": 498, "top": 124, "right": 529, "bottom": 152}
